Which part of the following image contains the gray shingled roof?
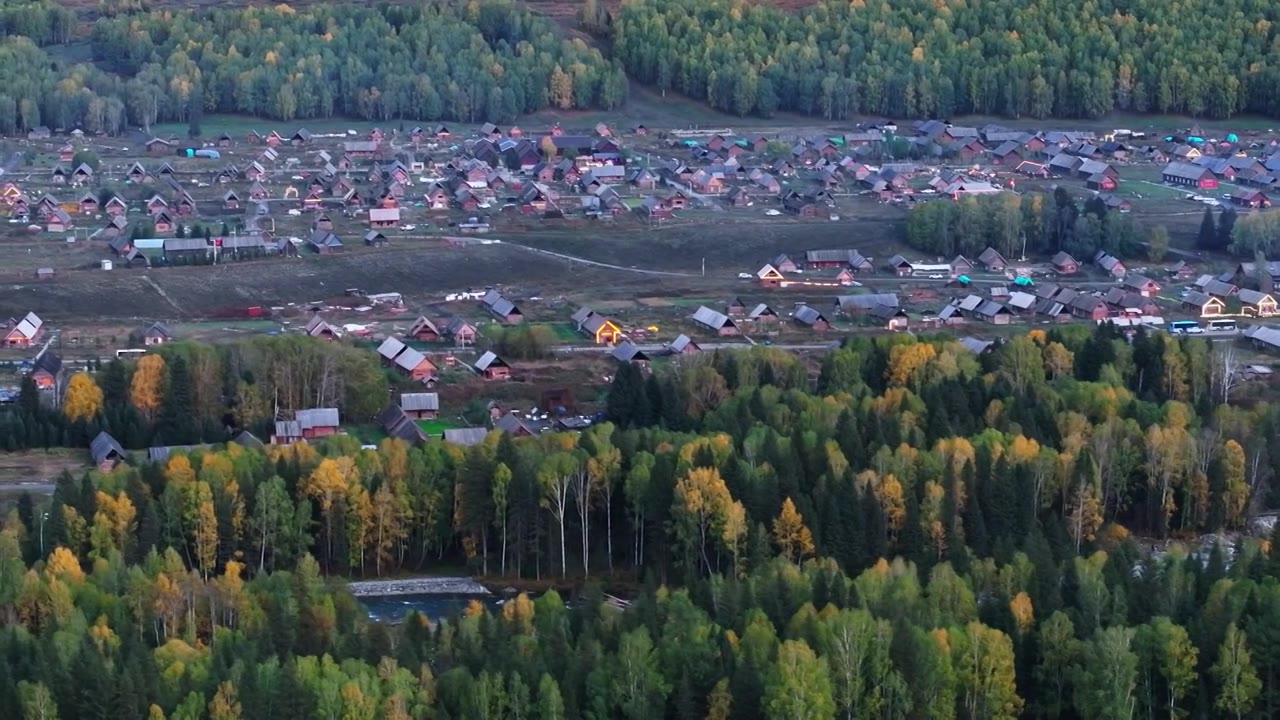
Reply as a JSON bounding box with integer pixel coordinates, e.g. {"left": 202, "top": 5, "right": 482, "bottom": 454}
{"left": 401, "top": 393, "right": 439, "bottom": 412}
{"left": 611, "top": 341, "right": 649, "bottom": 363}
{"left": 296, "top": 408, "right": 339, "bottom": 430}
{"left": 443, "top": 427, "right": 489, "bottom": 446}
{"left": 376, "top": 337, "right": 406, "bottom": 360}
{"left": 692, "top": 306, "right": 735, "bottom": 330}
{"left": 90, "top": 431, "right": 125, "bottom": 465}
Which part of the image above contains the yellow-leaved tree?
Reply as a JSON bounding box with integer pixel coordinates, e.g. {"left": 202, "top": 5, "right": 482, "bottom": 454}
{"left": 130, "top": 354, "right": 167, "bottom": 421}
{"left": 771, "top": 497, "right": 815, "bottom": 565}
{"left": 63, "top": 372, "right": 104, "bottom": 422}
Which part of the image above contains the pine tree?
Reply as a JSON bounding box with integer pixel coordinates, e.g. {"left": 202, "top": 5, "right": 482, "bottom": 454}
{"left": 1197, "top": 207, "right": 1217, "bottom": 249}
{"left": 1217, "top": 207, "right": 1238, "bottom": 249}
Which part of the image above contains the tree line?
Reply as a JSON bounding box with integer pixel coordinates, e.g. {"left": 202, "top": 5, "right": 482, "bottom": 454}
{"left": 608, "top": 0, "right": 1280, "bottom": 119}
{"left": 904, "top": 188, "right": 1149, "bottom": 262}
{"left": 0, "top": 335, "right": 387, "bottom": 453}
{"left": 0, "top": 1, "right": 625, "bottom": 135}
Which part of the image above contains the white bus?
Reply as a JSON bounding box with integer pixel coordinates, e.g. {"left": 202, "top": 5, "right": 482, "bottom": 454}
{"left": 1208, "top": 319, "right": 1237, "bottom": 332}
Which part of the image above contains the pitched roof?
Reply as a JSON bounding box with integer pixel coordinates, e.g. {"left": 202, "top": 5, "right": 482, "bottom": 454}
{"left": 376, "top": 336, "right": 407, "bottom": 360}
{"left": 793, "top": 305, "right": 827, "bottom": 326}
{"left": 409, "top": 316, "right": 439, "bottom": 336}
{"left": 977, "top": 247, "right": 1007, "bottom": 266}
{"left": 443, "top": 427, "right": 489, "bottom": 446}
{"left": 296, "top": 408, "right": 339, "bottom": 430}
{"left": 958, "top": 337, "right": 995, "bottom": 354}
{"left": 667, "top": 334, "right": 698, "bottom": 353}
{"left": 393, "top": 347, "right": 431, "bottom": 372}
{"left": 1237, "top": 289, "right": 1274, "bottom": 306}
{"left": 836, "top": 294, "right": 899, "bottom": 310}
{"left": 143, "top": 321, "right": 170, "bottom": 339}
{"left": 747, "top": 303, "right": 776, "bottom": 319}
{"left": 401, "top": 393, "right": 439, "bottom": 412}
{"left": 474, "top": 351, "right": 508, "bottom": 371}
{"left": 1162, "top": 161, "right": 1213, "bottom": 181}
{"left": 611, "top": 341, "right": 649, "bottom": 362}
{"left": 89, "top": 431, "right": 126, "bottom": 465}
{"left": 692, "top": 306, "right": 736, "bottom": 330}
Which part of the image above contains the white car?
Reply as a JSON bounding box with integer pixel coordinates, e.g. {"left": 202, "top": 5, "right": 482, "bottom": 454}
{"left": 764, "top": 209, "right": 781, "bottom": 216}
{"left": 1187, "top": 327, "right": 1206, "bottom": 334}
{"left": 737, "top": 272, "right": 753, "bottom": 279}
{"left": 401, "top": 224, "right": 417, "bottom": 231}
{"left": 928, "top": 274, "right": 944, "bottom": 279}
{"left": 291, "top": 175, "right": 304, "bottom": 180}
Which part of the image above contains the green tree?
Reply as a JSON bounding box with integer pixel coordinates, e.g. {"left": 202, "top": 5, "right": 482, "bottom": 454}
{"left": 611, "top": 628, "right": 671, "bottom": 719}
{"left": 1213, "top": 624, "right": 1262, "bottom": 720}
{"left": 764, "top": 640, "right": 836, "bottom": 720}
{"left": 1074, "top": 626, "right": 1138, "bottom": 720}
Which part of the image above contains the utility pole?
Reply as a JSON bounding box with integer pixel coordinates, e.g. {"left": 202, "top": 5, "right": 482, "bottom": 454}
{"left": 702, "top": 257, "right": 706, "bottom": 277}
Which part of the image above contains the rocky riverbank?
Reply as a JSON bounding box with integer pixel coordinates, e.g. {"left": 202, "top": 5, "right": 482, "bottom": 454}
{"left": 347, "top": 577, "right": 491, "bottom": 597}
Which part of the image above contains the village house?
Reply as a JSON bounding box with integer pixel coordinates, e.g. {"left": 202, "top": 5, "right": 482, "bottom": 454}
{"left": 3, "top": 312, "right": 44, "bottom": 347}
{"left": 1051, "top": 251, "right": 1080, "bottom": 275}
{"left": 443, "top": 318, "right": 477, "bottom": 346}
{"left": 1121, "top": 274, "right": 1162, "bottom": 297}
{"left": 46, "top": 209, "right": 72, "bottom": 233}
{"left": 376, "top": 336, "right": 408, "bottom": 366}
{"left": 1239, "top": 289, "right": 1279, "bottom": 317}
{"left": 272, "top": 408, "right": 340, "bottom": 444}
{"left": 667, "top": 334, "right": 701, "bottom": 355}
{"left": 951, "top": 255, "right": 975, "bottom": 277}
{"left": 771, "top": 254, "right": 800, "bottom": 273}
{"left": 474, "top": 351, "right": 511, "bottom": 381}
{"left": 611, "top": 342, "right": 650, "bottom": 370}
{"left": 377, "top": 405, "right": 429, "bottom": 446}
{"left": 1231, "top": 188, "right": 1272, "bottom": 208}
{"left": 1064, "top": 295, "right": 1107, "bottom": 322}
{"left": 756, "top": 264, "right": 785, "bottom": 288}
{"left": 1162, "top": 162, "right": 1219, "bottom": 189}
{"left": 793, "top": 305, "right": 831, "bottom": 331}
{"left": 1094, "top": 251, "right": 1127, "bottom": 279}
{"left": 836, "top": 293, "right": 900, "bottom": 315}
{"left": 482, "top": 290, "right": 524, "bottom": 324}
{"left": 401, "top": 393, "right": 440, "bottom": 420}
{"left": 871, "top": 305, "right": 910, "bottom": 331}
{"left": 1166, "top": 261, "right": 1197, "bottom": 281}
{"left": 305, "top": 315, "right": 340, "bottom": 340}
{"left": 747, "top": 303, "right": 779, "bottom": 324}
{"left": 571, "top": 308, "right": 624, "bottom": 345}
{"left": 142, "top": 322, "right": 171, "bottom": 346}
{"left": 369, "top": 207, "right": 401, "bottom": 229}
{"left": 90, "top": 431, "right": 127, "bottom": 472}
{"left": 977, "top": 247, "right": 1009, "bottom": 272}
{"left": 145, "top": 137, "right": 172, "bottom": 156}
{"left": 364, "top": 230, "right": 389, "bottom": 247}
{"left": 885, "top": 255, "right": 914, "bottom": 277}
{"left": 1182, "top": 291, "right": 1227, "bottom": 317}
{"left": 307, "top": 230, "right": 344, "bottom": 254}
{"left": 692, "top": 306, "right": 739, "bottom": 336}
{"left": 407, "top": 316, "right": 441, "bottom": 342}
{"left": 394, "top": 347, "right": 438, "bottom": 384}
{"left": 29, "top": 351, "right": 62, "bottom": 390}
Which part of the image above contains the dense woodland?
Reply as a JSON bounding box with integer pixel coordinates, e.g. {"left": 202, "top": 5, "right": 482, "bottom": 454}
{"left": 0, "top": 336, "right": 388, "bottom": 452}
{"left": 0, "top": 0, "right": 623, "bottom": 134}
{"left": 2, "top": 327, "right": 1280, "bottom": 717}
{"left": 904, "top": 189, "right": 1150, "bottom": 262}
{"left": 608, "top": 0, "right": 1280, "bottom": 119}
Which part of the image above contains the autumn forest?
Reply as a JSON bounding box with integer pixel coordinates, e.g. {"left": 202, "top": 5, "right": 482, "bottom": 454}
{"left": 1, "top": 325, "right": 1280, "bottom": 718}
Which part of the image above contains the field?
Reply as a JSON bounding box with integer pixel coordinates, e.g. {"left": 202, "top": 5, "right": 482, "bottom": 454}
{"left": 0, "top": 448, "right": 87, "bottom": 497}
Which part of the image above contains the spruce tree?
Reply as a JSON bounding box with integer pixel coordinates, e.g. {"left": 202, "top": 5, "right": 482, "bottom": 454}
{"left": 1197, "top": 206, "right": 1217, "bottom": 249}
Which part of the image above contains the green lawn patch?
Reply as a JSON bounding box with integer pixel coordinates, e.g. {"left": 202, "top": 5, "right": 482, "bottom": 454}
{"left": 416, "top": 418, "right": 463, "bottom": 434}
